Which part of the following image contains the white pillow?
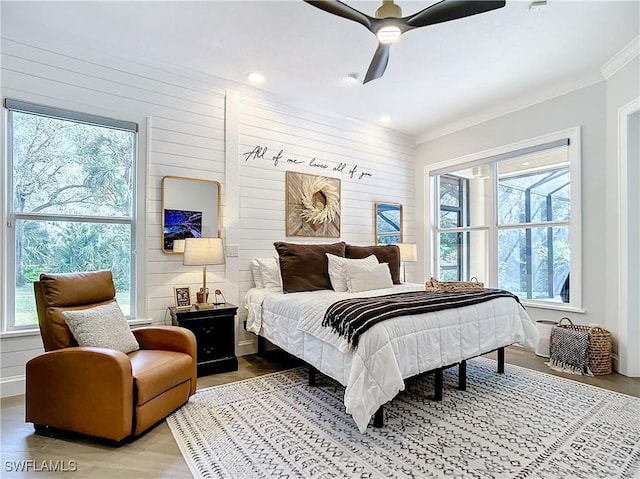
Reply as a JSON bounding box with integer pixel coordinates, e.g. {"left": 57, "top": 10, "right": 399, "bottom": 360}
{"left": 249, "top": 259, "right": 264, "bottom": 288}
{"left": 62, "top": 302, "right": 140, "bottom": 354}
{"left": 326, "top": 253, "right": 378, "bottom": 292}
{"left": 345, "top": 261, "right": 393, "bottom": 293}
{"left": 256, "top": 257, "right": 282, "bottom": 289}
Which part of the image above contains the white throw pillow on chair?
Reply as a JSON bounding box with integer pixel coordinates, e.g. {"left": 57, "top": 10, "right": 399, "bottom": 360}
{"left": 62, "top": 301, "right": 140, "bottom": 354}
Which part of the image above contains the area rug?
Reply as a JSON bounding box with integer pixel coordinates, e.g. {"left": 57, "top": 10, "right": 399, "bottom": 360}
{"left": 167, "top": 358, "right": 640, "bottom": 478}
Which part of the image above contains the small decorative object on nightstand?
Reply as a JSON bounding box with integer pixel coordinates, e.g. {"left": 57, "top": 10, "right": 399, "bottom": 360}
{"left": 173, "top": 286, "right": 192, "bottom": 311}
{"left": 213, "top": 288, "right": 226, "bottom": 305}
{"left": 169, "top": 303, "right": 238, "bottom": 376}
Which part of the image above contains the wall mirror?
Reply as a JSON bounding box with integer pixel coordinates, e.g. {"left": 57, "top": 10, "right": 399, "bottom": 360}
{"left": 162, "top": 176, "right": 220, "bottom": 254}
{"left": 375, "top": 202, "right": 402, "bottom": 244}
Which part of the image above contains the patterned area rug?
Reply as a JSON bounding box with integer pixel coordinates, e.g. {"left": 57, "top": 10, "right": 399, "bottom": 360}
{"left": 167, "top": 358, "right": 640, "bottom": 478}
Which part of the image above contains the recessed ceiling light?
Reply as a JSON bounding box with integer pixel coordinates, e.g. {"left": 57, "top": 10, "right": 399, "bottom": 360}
{"left": 521, "top": 162, "right": 531, "bottom": 166}
{"left": 379, "top": 116, "right": 391, "bottom": 124}
{"left": 247, "top": 72, "right": 265, "bottom": 83}
{"left": 341, "top": 73, "right": 359, "bottom": 87}
{"left": 529, "top": 1, "right": 547, "bottom": 13}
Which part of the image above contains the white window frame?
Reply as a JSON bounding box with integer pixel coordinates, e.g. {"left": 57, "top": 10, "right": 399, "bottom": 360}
{"left": 3, "top": 99, "right": 141, "bottom": 333}
{"left": 425, "top": 127, "right": 583, "bottom": 313}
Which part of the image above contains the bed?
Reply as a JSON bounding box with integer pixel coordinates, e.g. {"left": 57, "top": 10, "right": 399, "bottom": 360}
{"left": 245, "top": 242, "right": 539, "bottom": 433}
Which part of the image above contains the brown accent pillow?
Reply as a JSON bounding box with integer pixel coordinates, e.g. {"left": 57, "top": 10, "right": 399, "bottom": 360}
{"left": 345, "top": 244, "right": 401, "bottom": 284}
{"left": 274, "top": 242, "right": 346, "bottom": 293}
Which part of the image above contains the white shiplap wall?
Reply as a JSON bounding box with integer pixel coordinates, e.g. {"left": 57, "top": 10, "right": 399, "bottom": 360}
{"left": 146, "top": 112, "right": 227, "bottom": 323}
{"left": 235, "top": 97, "right": 416, "bottom": 354}
{"left": 0, "top": 37, "right": 417, "bottom": 396}
{"left": 0, "top": 38, "right": 227, "bottom": 396}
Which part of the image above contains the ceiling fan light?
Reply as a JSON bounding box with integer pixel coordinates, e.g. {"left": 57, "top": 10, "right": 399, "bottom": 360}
{"left": 376, "top": 25, "right": 401, "bottom": 44}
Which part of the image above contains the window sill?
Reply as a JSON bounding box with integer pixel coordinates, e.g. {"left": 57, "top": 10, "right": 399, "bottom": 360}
{"left": 520, "top": 300, "right": 585, "bottom": 314}
{"left": 0, "top": 329, "right": 41, "bottom": 339}
{"left": 1, "top": 318, "right": 155, "bottom": 339}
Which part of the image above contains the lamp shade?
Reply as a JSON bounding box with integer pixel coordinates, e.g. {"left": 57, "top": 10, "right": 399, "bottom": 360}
{"left": 183, "top": 238, "right": 224, "bottom": 266}
{"left": 172, "top": 239, "right": 186, "bottom": 253}
{"left": 397, "top": 243, "right": 417, "bottom": 262}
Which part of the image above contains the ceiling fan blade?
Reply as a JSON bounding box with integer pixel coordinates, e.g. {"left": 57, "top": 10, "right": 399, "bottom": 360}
{"left": 406, "top": 0, "right": 505, "bottom": 28}
{"left": 303, "top": 1, "right": 373, "bottom": 31}
{"left": 364, "top": 43, "right": 390, "bottom": 84}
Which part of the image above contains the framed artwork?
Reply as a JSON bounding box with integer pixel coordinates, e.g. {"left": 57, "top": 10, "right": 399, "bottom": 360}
{"left": 163, "top": 209, "right": 202, "bottom": 251}
{"left": 174, "top": 286, "right": 192, "bottom": 310}
{"left": 286, "top": 171, "right": 341, "bottom": 237}
{"left": 375, "top": 202, "right": 402, "bottom": 244}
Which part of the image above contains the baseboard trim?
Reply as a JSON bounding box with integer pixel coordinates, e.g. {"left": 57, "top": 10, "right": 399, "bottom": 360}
{"left": 1, "top": 375, "right": 25, "bottom": 398}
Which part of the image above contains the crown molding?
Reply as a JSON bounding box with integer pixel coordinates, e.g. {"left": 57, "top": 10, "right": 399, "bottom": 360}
{"left": 601, "top": 36, "right": 640, "bottom": 80}
{"left": 416, "top": 72, "right": 603, "bottom": 145}
{"left": 417, "top": 36, "right": 640, "bottom": 145}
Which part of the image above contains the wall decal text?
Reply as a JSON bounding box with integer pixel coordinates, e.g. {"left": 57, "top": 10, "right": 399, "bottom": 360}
{"left": 242, "top": 145, "right": 373, "bottom": 181}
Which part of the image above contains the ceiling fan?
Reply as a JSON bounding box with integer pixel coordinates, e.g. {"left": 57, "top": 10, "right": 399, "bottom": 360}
{"left": 303, "top": 0, "right": 506, "bottom": 83}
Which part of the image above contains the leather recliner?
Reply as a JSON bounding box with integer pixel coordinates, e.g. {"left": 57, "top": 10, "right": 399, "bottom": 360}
{"left": 25, "top": 271, "right": 197, "bottom": 442}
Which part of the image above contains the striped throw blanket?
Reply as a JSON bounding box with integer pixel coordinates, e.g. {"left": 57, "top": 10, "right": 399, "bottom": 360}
{"left": 322, "top": 289, "right": 522, "bottom": 350}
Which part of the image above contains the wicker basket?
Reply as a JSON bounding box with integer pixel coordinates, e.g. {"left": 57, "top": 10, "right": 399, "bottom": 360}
{"left": 425, "top": 277, "right": 484, "bottom": 293}
{"left": 556, "top": 317, "right": 612, "bottom": 375}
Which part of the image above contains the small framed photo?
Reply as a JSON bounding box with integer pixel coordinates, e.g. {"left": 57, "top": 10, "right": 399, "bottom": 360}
{"left": 174, "top": 286, "right": 191, "bottom": 310}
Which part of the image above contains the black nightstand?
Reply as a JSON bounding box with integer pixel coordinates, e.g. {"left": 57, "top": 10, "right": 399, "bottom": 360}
{"left": 169, "top": 303, "right": 238, "bottom": 376}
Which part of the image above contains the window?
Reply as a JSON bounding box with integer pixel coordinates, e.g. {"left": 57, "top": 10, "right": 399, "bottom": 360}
{"left": 438, "top": 175, "right": 468, "bottom": 280}
{"left": 429, "top": 128, "right": 581, "bottom": 310}
{"left": 5, "top": 99, "right": 138, "bottom": 331}
{"left": 497, "top": 160, "right": 570, "bottom": 301}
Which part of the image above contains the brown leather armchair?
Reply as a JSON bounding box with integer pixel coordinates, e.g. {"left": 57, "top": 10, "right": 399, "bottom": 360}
{"left": 26, "top": 271, "right": 197, "bottom": 442}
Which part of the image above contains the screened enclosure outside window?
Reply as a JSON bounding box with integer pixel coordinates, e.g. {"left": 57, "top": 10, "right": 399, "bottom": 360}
{"left": 435, "top": 171, "right": 490, "bottom": 284}
{"left": 5, "top": 99, "right": 137, "bottom": 331}
{"left": 497, "top": 162, "right": 570, "bottom": 301}
{"left": 429, "top": 129, "right": 581, "bottom": 310}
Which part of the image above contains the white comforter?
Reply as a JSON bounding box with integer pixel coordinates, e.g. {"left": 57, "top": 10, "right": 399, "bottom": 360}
{"left": 245, "top": 284, "right": 538, "bottom": 433}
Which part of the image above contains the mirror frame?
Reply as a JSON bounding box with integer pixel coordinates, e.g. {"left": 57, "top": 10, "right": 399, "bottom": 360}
{"left": 161, "top": 176, "right": 221, "bottom": 254}
{"left": 375, "top": 202, "right": 403, "bottom": 245}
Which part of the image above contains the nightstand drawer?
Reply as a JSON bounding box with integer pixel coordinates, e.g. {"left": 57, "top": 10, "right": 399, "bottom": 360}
{"left": 169, "top": 303, "right": 238, "bottom": 376}
{"left": 182, "top": 319, "right": 234, "bottom": 361}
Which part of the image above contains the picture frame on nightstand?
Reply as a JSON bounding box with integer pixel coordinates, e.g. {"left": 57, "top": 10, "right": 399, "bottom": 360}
{"left": 174, "top": 286, "right": 192, "bottom": 310}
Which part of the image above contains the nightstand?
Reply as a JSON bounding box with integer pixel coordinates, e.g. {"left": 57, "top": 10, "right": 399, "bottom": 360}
{"left": 169, "top": 303, "right": 238, "bottom": 376}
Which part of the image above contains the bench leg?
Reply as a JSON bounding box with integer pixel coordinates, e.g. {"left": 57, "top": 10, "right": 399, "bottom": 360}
{"left": 308, "top": 365, "right": 316, "bottom": 387}
{"left": 257, "top": 335, "right": 266, "bottom": 357}
{"left": 429, "top": 368, "right": 443, "bottom": 401}
{"left": 458, "top": 360, "right": 467, "bottom": 391}
{"left": 497, "top": 347, "right": 505, "bottom": 374}
{"left": 373, "top": 406, "right": 384, "bottom": 428}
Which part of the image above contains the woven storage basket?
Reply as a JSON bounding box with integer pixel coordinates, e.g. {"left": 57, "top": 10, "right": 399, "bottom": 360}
{"left": 556, "top": 317, "right": 612, "bottom": 375}
{"left": 425, "top": 277, "right": 484, "bottom": 293}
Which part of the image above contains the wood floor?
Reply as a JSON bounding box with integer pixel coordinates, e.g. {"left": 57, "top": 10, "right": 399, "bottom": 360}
{"left": 1, "top": 347, "right": 638, "bottom": 478}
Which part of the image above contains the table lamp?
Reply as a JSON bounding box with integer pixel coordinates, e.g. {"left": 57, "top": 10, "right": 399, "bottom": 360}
{"left": 397, "top": 243, "right": 417, "bottom": 283}
{"left": 183, "top": 238, "right": 224, "bottom": 310}
{"left": 172, "top": 239, "right": 185, "bottom": 253}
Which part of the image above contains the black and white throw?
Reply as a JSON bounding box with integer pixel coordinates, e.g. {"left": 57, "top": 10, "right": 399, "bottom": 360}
{"left": 167, "top": 358, "right": 639, "bottom": 479}
{"left": 323, "top": 289, "right": 522, "bottom": 350}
